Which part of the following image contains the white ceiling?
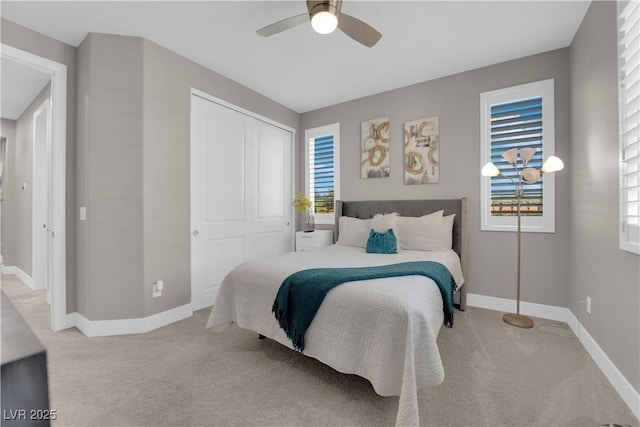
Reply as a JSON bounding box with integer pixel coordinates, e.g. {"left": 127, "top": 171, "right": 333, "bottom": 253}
{"left": 1, "top": 1, "right": 590, "bottom": 113}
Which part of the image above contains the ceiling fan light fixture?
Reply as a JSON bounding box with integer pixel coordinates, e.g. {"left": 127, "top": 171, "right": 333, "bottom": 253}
{"left": 311, "top": 10, "right": 338, "bottom": 34}
{"left": 258, "top": 0, "right": 380, "bottom": 48}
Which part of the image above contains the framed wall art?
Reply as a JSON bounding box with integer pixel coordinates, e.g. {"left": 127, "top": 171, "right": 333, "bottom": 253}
{"left": 404, "top": 116, "right": 439, "bottom": 184}
{"left": 361, "top": 116, "right": 390, "bottom": 178}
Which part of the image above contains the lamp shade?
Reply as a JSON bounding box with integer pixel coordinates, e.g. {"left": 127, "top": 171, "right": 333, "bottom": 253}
{"left": 481, "top": 162, "right": 500, "bottom": 177}
{"left": 520, "top": 147, "right": 536, "bottom": 165}
{"left": 541, "top": 156, "right": 564, "bottom": 173}
{"left": 311, "top": 11, "right": 338, "bottom": 34}
{"left": 501, "top": 148, "right": 518, "bottom": 165}
{"left": 522, "top": 167, "right": 541, "bottom": 184}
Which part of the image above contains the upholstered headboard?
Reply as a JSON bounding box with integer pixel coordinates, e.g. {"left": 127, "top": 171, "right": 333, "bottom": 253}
{"left": 335, "top": 198, "right": 468, "bottom": 310}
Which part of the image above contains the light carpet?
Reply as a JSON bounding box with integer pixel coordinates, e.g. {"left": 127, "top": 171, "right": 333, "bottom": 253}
{"left": 1, "top": 274, "right": 637, "bottom": 426}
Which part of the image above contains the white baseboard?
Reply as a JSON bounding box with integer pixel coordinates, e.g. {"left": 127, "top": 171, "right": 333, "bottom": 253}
{"left": 67, "top": 303, "right": 194, "bottom": 338}
{"left": 1, "top": 265, "right": 34, "bottom": 289}
{"left": 467, "top": 293, "right": 640, "bottom": 421}
{"left": 467, "top": 293, "right": 571, "bottom": 324}
{"left": 575, "top": 317, "right": 640, "bottom": 420}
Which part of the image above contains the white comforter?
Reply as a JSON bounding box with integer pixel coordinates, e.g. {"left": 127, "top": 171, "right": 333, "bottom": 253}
{"left": 206, "top": 244, "right": 465, "bottom": 426}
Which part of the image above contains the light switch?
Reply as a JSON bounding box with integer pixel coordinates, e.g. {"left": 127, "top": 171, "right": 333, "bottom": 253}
{"left": 79, "top": 206, "right": 87, "bottom": 221}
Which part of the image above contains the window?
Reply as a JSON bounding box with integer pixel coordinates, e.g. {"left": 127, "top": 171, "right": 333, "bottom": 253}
{"left": 304, "top": 123, "right": 340, "bottom": 225}
{"left": 480, "top": 79, "right": 557, "bottom": 232}
{"left": 618, "top": 0, "right": 640, "bottom": 254}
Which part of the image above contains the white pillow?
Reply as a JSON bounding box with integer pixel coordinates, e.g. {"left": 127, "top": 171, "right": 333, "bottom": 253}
{"left": 370, "top": 212, "right": 398, "bottom": 233}
{"left": 395, "top": 210, "right": 446, "bottom": 251}
{"left": 337, "top": 217, "right": 372, "bottom": 248}
{"left": 442, "top": 214, "right": 455, "bottom": 249}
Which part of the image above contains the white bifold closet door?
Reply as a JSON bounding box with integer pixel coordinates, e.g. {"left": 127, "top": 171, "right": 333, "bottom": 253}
{"left": 191, "top": 94, "right": 293, "bottom": 311}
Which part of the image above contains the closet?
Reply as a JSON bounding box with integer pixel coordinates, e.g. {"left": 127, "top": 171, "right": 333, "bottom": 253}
{"left": 190, "top": 93, "right": 293, "bottom": 310}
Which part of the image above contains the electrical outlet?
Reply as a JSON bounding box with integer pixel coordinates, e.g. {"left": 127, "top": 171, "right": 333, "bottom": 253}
{"left": 586, "top": 296, "right": 591, "bottom": 314}
{"left": 152, "top": 280, "right": 163, "bottom": 298}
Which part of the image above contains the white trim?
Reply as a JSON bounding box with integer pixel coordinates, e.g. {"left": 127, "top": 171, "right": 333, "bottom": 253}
{"left": 32, "top": 99, "right": 50, "bottom": 294}
{"left": 1, "top": 265, "right": 34, "bottom": 290}
{"left": 191, "top": 88, "right": 296, "bottom": 134}
{"left": 63, "top": 313, "right": 76, "bottom": 330}
{"left": 617, "top": 1, "right": 640, "bottom": 255}
{"left": 573, "top": 317, "right": 640, "bottom": 419}
{"left": 68, "top": 303, "right": 194, "bottom": 338}
{"left": 480, "top": 79, "right": 557, "bottom": 233}
{"left": 466, "top": 293, "right": 569, "bottom": 324}
{"left": 467, "top": 293, "right": 640, "bottom": 420}
{"left": 1, "top": 44, "right": 67, "bottom": 331}
{"left": 291, "top": 114, "right": 297, "bottom": 249}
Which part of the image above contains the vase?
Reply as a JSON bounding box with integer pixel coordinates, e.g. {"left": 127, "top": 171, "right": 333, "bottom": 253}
{"left": 304, "top": 211, "right": 315, "bottom": 232}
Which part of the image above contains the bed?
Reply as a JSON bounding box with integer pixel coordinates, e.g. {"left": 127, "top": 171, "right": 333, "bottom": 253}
{"left": 207, "top": 198, "right": 468, "bottom": 426}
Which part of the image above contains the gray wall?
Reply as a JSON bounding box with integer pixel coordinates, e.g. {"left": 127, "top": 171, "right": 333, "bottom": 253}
{"left": 1, "top": 119, "right": 17, "bottom": 265}
{"left": 301, "top": 49, "right": 572, "bottom": 308}
{"left": 140, "top": 38, "right": 299, "bottom": 317}
{"left": 140, "top": 38, "right": 301, "bottom": 317}
{"left": 1, "top": 19, "right": 77, "bottom": 312}
{"left": 74, "top": 33, "right": 300, "bottom": 320}
{"left": 569, "top": 1, "right": 640, "bottom": 393}
{"left": 76, "top": 34, "right": 145, "bottom": 320}
{"left": 1, "top": 21, "right": 300, "bottom": 321}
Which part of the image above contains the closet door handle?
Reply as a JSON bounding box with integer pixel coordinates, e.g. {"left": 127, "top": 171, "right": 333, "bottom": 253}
{"left": 193, "top": 230, "right": 199, "bottom": 237}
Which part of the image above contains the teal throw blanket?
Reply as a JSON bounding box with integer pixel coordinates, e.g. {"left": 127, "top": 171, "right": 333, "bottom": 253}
{"left": 272, "top": 261, "right": 456, "bottom": 352}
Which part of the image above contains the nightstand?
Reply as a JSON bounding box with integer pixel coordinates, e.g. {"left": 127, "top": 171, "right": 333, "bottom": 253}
{"left": 295, "top": 230, "right": 334, "bottom": 252}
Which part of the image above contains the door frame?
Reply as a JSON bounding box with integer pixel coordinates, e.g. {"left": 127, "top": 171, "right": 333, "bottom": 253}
{"left": 1, "top": 44, "right": 67, "bottom": 331}
{"left": 189, "top": 88, "right": 296, "bottom": 309}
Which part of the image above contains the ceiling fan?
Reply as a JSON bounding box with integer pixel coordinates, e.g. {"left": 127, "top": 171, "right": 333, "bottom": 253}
{"left": 256, "top": 0, "right": 382, "bottom": 48}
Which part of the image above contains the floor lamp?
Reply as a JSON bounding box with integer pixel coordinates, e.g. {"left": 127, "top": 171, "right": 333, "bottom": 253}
{"left": 482, "top": 148, "right": 564, "bottom": 329}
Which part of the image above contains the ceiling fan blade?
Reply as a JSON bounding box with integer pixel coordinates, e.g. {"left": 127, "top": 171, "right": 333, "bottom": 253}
{"left": 257, "top": 13, "right": 308, "bottom": 37}
{"left": 337, "top": 13, "right": 381, "bottom": 47}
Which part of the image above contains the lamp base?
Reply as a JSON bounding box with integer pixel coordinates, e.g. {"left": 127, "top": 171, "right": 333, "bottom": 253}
{"left": 503, "top": 313, "right": 534, "bottom": 329}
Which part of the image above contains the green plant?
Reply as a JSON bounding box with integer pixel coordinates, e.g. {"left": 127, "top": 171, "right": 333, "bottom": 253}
{"left": 292, "top": 192, "right": 311, "bottom": 214}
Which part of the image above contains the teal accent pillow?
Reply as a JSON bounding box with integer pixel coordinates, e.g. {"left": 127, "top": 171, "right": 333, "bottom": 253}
{"left": 365, "top": 229, "right": 398, "bottom": 254}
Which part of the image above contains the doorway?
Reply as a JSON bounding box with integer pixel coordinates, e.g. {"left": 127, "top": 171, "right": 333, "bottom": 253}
{"left": 1, "top": 44, "right": 67, "bottom": 331}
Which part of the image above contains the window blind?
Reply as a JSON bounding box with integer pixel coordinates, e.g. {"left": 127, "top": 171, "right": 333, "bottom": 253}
{"left": 618, "top": 0, "right": 640, "bottom": 253}
{"left": 489, "top": 97, "right": 544, "bottom": 217}
{"left": 309, "top": 134, "right": 335, "bottom": 214}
